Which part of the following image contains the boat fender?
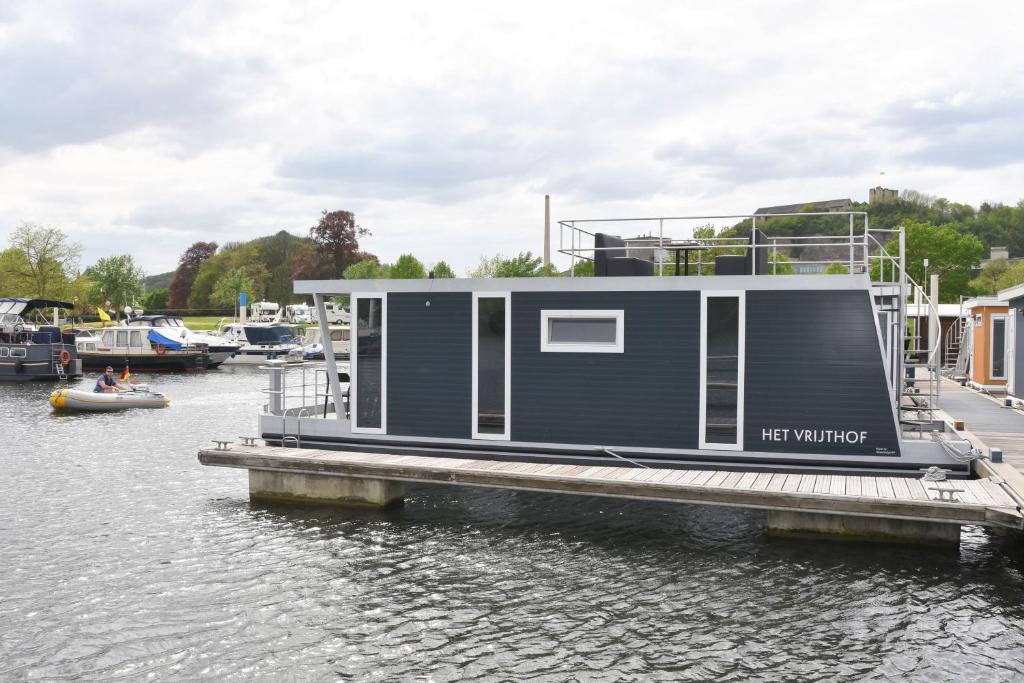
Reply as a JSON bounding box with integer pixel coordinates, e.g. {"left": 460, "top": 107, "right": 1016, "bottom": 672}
{"left": 155, "top": 344, "right": 167, "bottom": 356}
{"left": 59, "top": 349, "right": 72, "bottom": 365}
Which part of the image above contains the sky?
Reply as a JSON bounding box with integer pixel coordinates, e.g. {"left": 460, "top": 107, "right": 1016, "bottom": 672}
{"left": 1, "top": 0, "right": 1023, "bottom": 277}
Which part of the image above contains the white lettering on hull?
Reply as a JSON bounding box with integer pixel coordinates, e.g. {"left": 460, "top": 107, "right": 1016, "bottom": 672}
{"left": 761, "top": 427, "right": 868, "bottom": 445}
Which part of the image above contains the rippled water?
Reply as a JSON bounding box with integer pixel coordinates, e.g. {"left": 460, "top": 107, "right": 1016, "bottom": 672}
{"left": 2, "top": 368, "right": 1024, "bottom": 680}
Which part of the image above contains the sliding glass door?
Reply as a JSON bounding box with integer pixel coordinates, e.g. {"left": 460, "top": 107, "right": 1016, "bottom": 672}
{"left": 472, "top": 293, "right": 510, "bottom": 439}
{"left": 352, "top": 294, "right": 386, "bottom": 433}
{"left": 699, "top": 292, "right": 745, "bottom": 450}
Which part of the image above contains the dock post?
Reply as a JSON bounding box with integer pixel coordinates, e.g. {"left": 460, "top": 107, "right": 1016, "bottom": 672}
{"left": 249, "top": 470, "right": 405, "bottom": 508}
{"left": 267, "top": 360, "right": 285, "bottom": 415}
{"left": 766, "top": 510, "right": 960, "bottom": 545}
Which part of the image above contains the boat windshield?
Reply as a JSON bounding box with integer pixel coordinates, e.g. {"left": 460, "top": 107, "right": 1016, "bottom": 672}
{"left": 244, "top": 326, "right": 296, "bottom": 344}
{"left": 172, "top": 318, "right": 185, "bottom": 327}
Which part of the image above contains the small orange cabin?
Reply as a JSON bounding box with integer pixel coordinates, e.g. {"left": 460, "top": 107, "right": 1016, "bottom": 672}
{"left": 965, "top": 297, "right": 1009, "bottom": 389}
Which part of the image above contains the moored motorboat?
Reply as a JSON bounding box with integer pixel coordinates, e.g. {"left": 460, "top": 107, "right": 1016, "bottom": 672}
{"left": 122, "top": 314, "right": 241, "bottom": 368}
{"left": 77, "top": 326, "right": 210, "bottom": 372}
{"left": 50, "top": 385, "right": 170, "bottom": 411}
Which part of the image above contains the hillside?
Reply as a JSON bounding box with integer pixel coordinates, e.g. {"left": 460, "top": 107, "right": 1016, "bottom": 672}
{"left": 144, "top": 271, "right": 174, "bottom": 291}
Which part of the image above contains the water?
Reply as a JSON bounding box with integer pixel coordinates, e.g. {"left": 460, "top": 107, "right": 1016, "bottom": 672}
{"left": 2, "top": 369, "right": 1024, "bottom": 681}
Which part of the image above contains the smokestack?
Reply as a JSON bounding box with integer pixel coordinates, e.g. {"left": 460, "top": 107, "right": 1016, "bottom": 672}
{"left": 544, "top": 194, "right": 551, "bottom": 265}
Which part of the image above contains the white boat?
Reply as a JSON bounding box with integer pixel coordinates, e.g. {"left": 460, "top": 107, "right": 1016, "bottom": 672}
{"left": 215, "top": 322, "right": 304, "bottom": 365}
{"left": 301, "top": 324, "right": 351, "bottom": 359}
{"left": 123, "top": 315, "right": 241, "bottom": 367}
{"left": 50, "top": 385, "right": 170, "bottom": 411}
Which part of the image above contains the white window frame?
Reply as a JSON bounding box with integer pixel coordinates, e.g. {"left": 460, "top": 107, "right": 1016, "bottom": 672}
{"left": 540, "top": 309, "right": 624, "bottom": 353}
{"left": 699, "top": 291, "right": 746, "bottom": 451}
{"left": 990, "top": 313, "right": 1008, "bottom": 380}
{"left": 472, "top": 292, "right": 511, "bottom": 440}
{"left": 350, "top": 293, "right": 387, "bottom": 434}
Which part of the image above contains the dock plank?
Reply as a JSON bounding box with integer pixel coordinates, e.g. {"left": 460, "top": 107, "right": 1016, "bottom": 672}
{"left": 198, "top": 446, "right": 1023, "bottom": 531}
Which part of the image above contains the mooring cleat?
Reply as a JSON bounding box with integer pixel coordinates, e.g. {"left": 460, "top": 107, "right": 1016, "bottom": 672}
{"left": 212, "top": 439, "right": 232, "bottom": 450}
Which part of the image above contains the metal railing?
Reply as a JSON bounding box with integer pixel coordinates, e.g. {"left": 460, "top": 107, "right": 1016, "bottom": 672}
{"left": 558, "top": 211, "right": 871, "bottom": 276}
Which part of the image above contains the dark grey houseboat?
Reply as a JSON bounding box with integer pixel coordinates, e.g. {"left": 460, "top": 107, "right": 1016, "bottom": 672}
{"left": 257, "top": 213, "right": 969, "bottom": 475}
{"left": 0, "top": 298, "right": 82, "bottom": 382}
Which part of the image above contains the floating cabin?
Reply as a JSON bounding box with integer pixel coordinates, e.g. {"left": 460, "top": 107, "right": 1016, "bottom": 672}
{"left": 962, "top": 297, "right": 1009, "bottom": 392}
{"left": 261, "top": 213, "right": 970, "bottom": 476}
{"left": 997, "top": 285, "right": 1024, "bottom": 398}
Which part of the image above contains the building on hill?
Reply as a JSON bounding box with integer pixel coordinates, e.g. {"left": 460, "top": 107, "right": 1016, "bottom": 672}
{"left": 869, "top": 186, "right": 899, "bottom": 205}
{"left": 754, "top": 198, "right": 852, "bottom": 215}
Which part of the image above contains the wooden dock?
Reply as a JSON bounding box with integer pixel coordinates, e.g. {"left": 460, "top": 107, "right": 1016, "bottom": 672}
{"left": 199, "top": 444, "right": 1024, "bottom": 542}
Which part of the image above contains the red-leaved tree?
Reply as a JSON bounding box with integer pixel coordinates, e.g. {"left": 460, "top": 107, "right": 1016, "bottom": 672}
{"left": 292, "top": 210, "right": 371, "bottom": 280}
{"left": 167, "top": 241, "right": 218, "bottom": 308}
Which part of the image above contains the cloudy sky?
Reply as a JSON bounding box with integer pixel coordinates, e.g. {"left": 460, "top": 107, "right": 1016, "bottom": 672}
{"left": 2, "top": 0, "right": 1023, "bottom": 276}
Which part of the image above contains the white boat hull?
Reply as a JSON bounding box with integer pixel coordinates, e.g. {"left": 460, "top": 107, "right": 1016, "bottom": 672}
{"left": 50, "top": 387, "right": 170, "bottom": 411}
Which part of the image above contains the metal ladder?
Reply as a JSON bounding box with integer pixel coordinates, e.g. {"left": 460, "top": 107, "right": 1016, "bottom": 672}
{"left": 51, "top": 345, "right": 66, "bottom": 381}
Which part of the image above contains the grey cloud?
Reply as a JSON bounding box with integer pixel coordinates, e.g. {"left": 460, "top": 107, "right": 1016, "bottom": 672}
{"left": 878, "top": 94, "right": 1024, "bottom": 169}
{"left": 0, "top": 2, "right": 237, "bottom": 152}
{"left": 655, "top": 131, "right": 873, "bottom": 184}
{"left": 278, "top": 130, "right": 548, "bottom": 203}
{"left": 539, "top": 165, "right": 673, "bottom": 202}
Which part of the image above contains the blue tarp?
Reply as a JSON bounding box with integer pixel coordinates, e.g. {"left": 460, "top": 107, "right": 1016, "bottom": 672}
{"left": 148, "top": 329, "right": 184, "bottom": 350}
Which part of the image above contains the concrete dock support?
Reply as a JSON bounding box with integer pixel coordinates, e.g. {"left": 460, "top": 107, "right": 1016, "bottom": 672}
{"left": 249, "top": 470, "right": 405, "bottom": 508}
{"left": 767, "top": 510, "right": 961, "bottom": 545}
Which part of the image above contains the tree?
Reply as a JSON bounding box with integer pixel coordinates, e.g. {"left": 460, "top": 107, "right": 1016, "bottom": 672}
{"left": 571, "top": 259, "right": 594, "bottom": 277}
{"left": 344, "top": 259, "right": 386, "bottom": 280}
{"left": 970, "top": 259, "right": 1024, "bottom": 294}
{"left": 188, "top": 243, "right": 267, "bottom": 308}
{"left": 211, "top": 268, "right": 256, "bottom": 308}
{"left": 431, "top": 261, "right": 456, "bottom": 278}
{"left": 471, "top": 251, "right": 553, "bottom": 278}
{"left": 389, "top": 254, "right": 426, "bottom": 279}
{"left": 143, "top": 288, "right": 169, "bottom": 309}
{"left": 310, "top": 210, "right": 371, "bottom": 276}
{"left": 168, "top": 241, "right": 217, "bottom": 308}
{"left": 88, "top": 255, "right": 145, "bottom": 311}
{"left": 0, "top": 248, "right": 33, "bottom": 296}
{"left": 873, "top": 221, "right": 984, "bottom": 302}
{"left": 7, "top": 223, "right": 82, "bottom": 298}
{"left": 823, "top": 263, "right": 850, "bottom": 275}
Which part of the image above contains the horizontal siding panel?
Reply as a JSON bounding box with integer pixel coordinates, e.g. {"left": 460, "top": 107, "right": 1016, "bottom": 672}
{"left": 511, "top": 291, "right": 699, "bottom": 448}
{"left": 744, "top": 290, "right": 900, "bottom": 457}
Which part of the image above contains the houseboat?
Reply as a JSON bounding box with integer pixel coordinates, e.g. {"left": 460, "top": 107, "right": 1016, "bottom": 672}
{"left": 0, "top": 298, "right": 82, "bottom": 381}
{"left": 253, "top": 214, "right": 972, "bottom": 476}
{"left": 78, "top": 326, "right": 210, "bottom": 372}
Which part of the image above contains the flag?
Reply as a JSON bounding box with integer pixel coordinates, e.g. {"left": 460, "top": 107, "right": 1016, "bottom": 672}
{"left": 119, "top": 365, "right": 131, "bottom": 382}
{"left": 97, "top": 307, "right": 111, "bottom": 323}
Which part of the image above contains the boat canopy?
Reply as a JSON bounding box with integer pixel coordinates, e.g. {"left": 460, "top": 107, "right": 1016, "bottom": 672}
{"left": 0, "top": 298, "right": 75, "bottom": 315}
{"left": 148, "top": 329, "right": 184, "bottom": 350}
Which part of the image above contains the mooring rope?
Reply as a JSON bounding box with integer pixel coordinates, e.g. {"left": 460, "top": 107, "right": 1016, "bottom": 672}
{"left": 600, "top": 447, "right": 650, "bottom": 469}
{"left": 937, "top": 437, "right": 983, "bottom": 463}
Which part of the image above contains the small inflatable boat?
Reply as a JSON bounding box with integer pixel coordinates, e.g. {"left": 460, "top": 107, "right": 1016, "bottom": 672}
{"left": 50, "top": 386, "right": 170, "bottom": 411}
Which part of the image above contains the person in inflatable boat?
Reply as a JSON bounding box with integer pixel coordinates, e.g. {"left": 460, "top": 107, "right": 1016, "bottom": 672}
{"left": 95, "top": 366, "right": 127, "bottom": 393}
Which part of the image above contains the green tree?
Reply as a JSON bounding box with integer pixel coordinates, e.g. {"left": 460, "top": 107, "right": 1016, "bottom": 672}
{"left": 189, "top": 243, "right": 268, "bottom": 308}
{"left": 431, "top": 261, "right": 456, "bottom": 278}
{"left": 88, "top": 254, "right": 145, "bottom": 311}
{"left": 7, "top": 223, "right": 82, "bottom": 298}
{"left": 823, "top": 262, "right": 850, "bottom": 275}
{"left": 143, "top": 288, "right": 169, "bottom": 309}
{"left": 970, "top": 259, "right": 1024, "bottom": 294}
{"left": 211, "top": 268, "right": 256, "bottom": 308}
{"left": 344, "top": 259, "right": 386, "bottom": 279}
{"left": 571, "top": 259, "right": 594, "bottom": 277}
{"left": 0, "top": 248, "right": 33, "bottom": 296}
{"left": 389, "top": 254, "right": 427, "bottom": 279}
{"left": 472, "top": 251, "right": 552, "bottom": 278}
{"left": 870, "top": 221, "right": 983, "bottom": 301}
